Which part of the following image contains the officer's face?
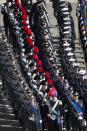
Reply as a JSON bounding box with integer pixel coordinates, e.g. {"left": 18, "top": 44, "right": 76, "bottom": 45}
{"left": 52, "top": 96, "right": 57, "bottom": 102}
{"left": 12, "top": 60, "right": 15, "bottom": 65}
{"left": 62, "top": 76, "right": 64, "bottom": 80}
{"left": 73, "top": 95, "right": 79, "bottom": 101}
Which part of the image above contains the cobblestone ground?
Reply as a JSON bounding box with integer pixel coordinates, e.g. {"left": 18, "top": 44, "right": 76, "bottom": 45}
{"left": 0, "top": 5, "right": 4, "bottom": 37}
{"left": 71, "top": 3, "right": 79, "bottom": 39}
{"left": 0, "top": 0, "right": 6, "bottom": 4}
{"left": 0, "top": 0, "right": 6, "bottom": 26}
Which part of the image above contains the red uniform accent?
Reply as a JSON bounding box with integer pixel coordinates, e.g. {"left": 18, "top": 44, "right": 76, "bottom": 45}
{"left": 19, "top": 6, "right": 24, "bottom": 11}
{"left": 22, "top": 10, "right": 26, "bottom": 15}
{"left": 33, "top": 47, "right": 39, "bottom": 54}
{"left": 23, "top": 20, "right": 27, "bottom": 26}
{"left": 45, "top": 72, "right": 50, "bottom": 79}
{"left": 24, "top": 26, "right": 28, "bottom": 32}
{"left": 48, "top": 87, "right": 57, "bottom": 97}
{"left": 26, "top": 38, "right": 33, "bottom": 46}
{"left": 38, "top": 67, "right": 44, "bottom": 73}
{"left": 22, "top": 14, "right": 27, "bottom": 20}
{"left": 27, "top": 29, "right": 32, "bottom": 35}
{"left": 33, "top": 54, "right": 38, "bottom": 61}
{"left": 15, "top": 0, "right": 19, "bottom": 6}
{"left": 37, "top": 60, "right": 42, "bottom": 66}
{"left": 47, "top": 79, "right": 53, "bottom": 85}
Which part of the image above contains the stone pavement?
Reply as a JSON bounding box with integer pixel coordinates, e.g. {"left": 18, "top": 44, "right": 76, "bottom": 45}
{"left": 0, "top": 4, "right": 4, "bottom": 36}
{"left": 71, "top": 3, "right": 79, "bottom": 39}
{"left": 0, "top": 0, "right": 6, "bottom": 5}
{"left": 46, "top": 2, "right": 79, "bottom": 38}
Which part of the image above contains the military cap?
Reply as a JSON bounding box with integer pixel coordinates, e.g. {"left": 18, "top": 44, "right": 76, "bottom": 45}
{"left": 45, "top": 72, "right": 50, "bottom": 79}
{"left": 63, "top": 26, "right": 71, "bottom": 30}
{"left": 60, "top": 3, "right": 66, "bottom": 7}
{"left": 73, "top": 63, "right": 80, "bottom": 67}
{"left": 83, "top": 37, "right": 87, "bottom": 40}
{"left": 38, "top": 67, "right": 44, "bottom": 73}
{"left": 25, "top": 20, "right": 29, "bottom": 24}
{"left": 63, "top": 19, "right": 70, "bottom": 22}
{"left": 69, "top": 58, "right": 75, "bottom": 62}
{"left": 27, "top": 72, "right": 31, "bottom": 76}
{"left": 28, "top": 52, "right": 33, "bottom": 56}
{"left": 21, "top": 52, "right": 25, "bottom": 57}
{"left": 63, "top": 22, "right": 71, "bottom": 25}
{"left": 61, "top": 8, "right": 69, "bottom": 11}
{"left": 47, "top": 79, "right": 53, "bottom": 85}
{"left": 63, "top": 30, "right": 70, "bottom": 34}
{"left": 65, "top": 47, "right": 72, "bottom": 51}
{"left": 33, "top": 47, "right": 39, "bottom": 54}
{"left": 21, "top": 48, "right": 25, "bottom": 52}
{"left": 25, "top": 64, "right": 29, "bottom": 69}
{"left": 63, "top": 42, "right": 70, "bottom": 47}
{"left": 82, "top": 30, "right": 86, "bottom": 35}
{"left": 27, "top": 29, "right": 32, "bottom": 36}
{"left": 24, "top": 26, "right": 28, "bottom": 32}
{"left": 49, "top": 57, "right": 54, "bottom": 62}
{"left": 80, "top": 17, "right": 83, "bottom": 21}
{"left": 67, "top": 52, "right": 74, "bottom": 56}
{"left": 37, "top": 60, "right": 43, "bottom": 66}
{"left": 26, "top": 38, "right": 33, "bottom": 46}
{"left": 33, "top": 54, "right": 38, "bottom": 61}
{"left": 78, "top": 69, "right": 86, "bottom": 75}
{"left": 80, "top": 21, "right": 84, "bottom": 25}
{"left": 62, "top": 11, "right": 69, "bottom": 15}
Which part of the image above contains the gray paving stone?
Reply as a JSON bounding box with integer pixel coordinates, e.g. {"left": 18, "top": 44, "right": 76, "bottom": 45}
{"left": 75, "top": 53, "right": 84, "bottom": 58}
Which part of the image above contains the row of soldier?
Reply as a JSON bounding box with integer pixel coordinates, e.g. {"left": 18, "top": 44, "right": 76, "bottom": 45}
{"left": 21, "top": 0, "right": 87, "bottom": 129}
{"left": 52, "top": 0, "right": 87, "bottom": 128}
{"left": 53, "top": 0, "right": 76, "bottom": 51}
{"left": 1, "top": 1, "right": 64, "bottom": 131}
{"left": 76, "top": 0, "right": 87, "bottom": 63}
{"left": 1, "top": 0, "right": 87, "bottom": 130}
{"left": 0, "top": 37, "right": 42, "bottom": 130}
{"left": 22, "top": 1, "right": 87, "bottom": 130}
{"left": 30, "top": 0, "right": 87, "bottom": 122}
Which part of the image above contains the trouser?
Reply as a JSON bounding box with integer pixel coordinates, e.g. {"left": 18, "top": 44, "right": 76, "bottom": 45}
{"left": 3, "top": 14, "right": 9, "bottom": 39}
{"left": 34, "top": 108, "right": 43, "bottom": 130}
{"left": 50, "top": 110, "right": 62, "bottom": 131}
